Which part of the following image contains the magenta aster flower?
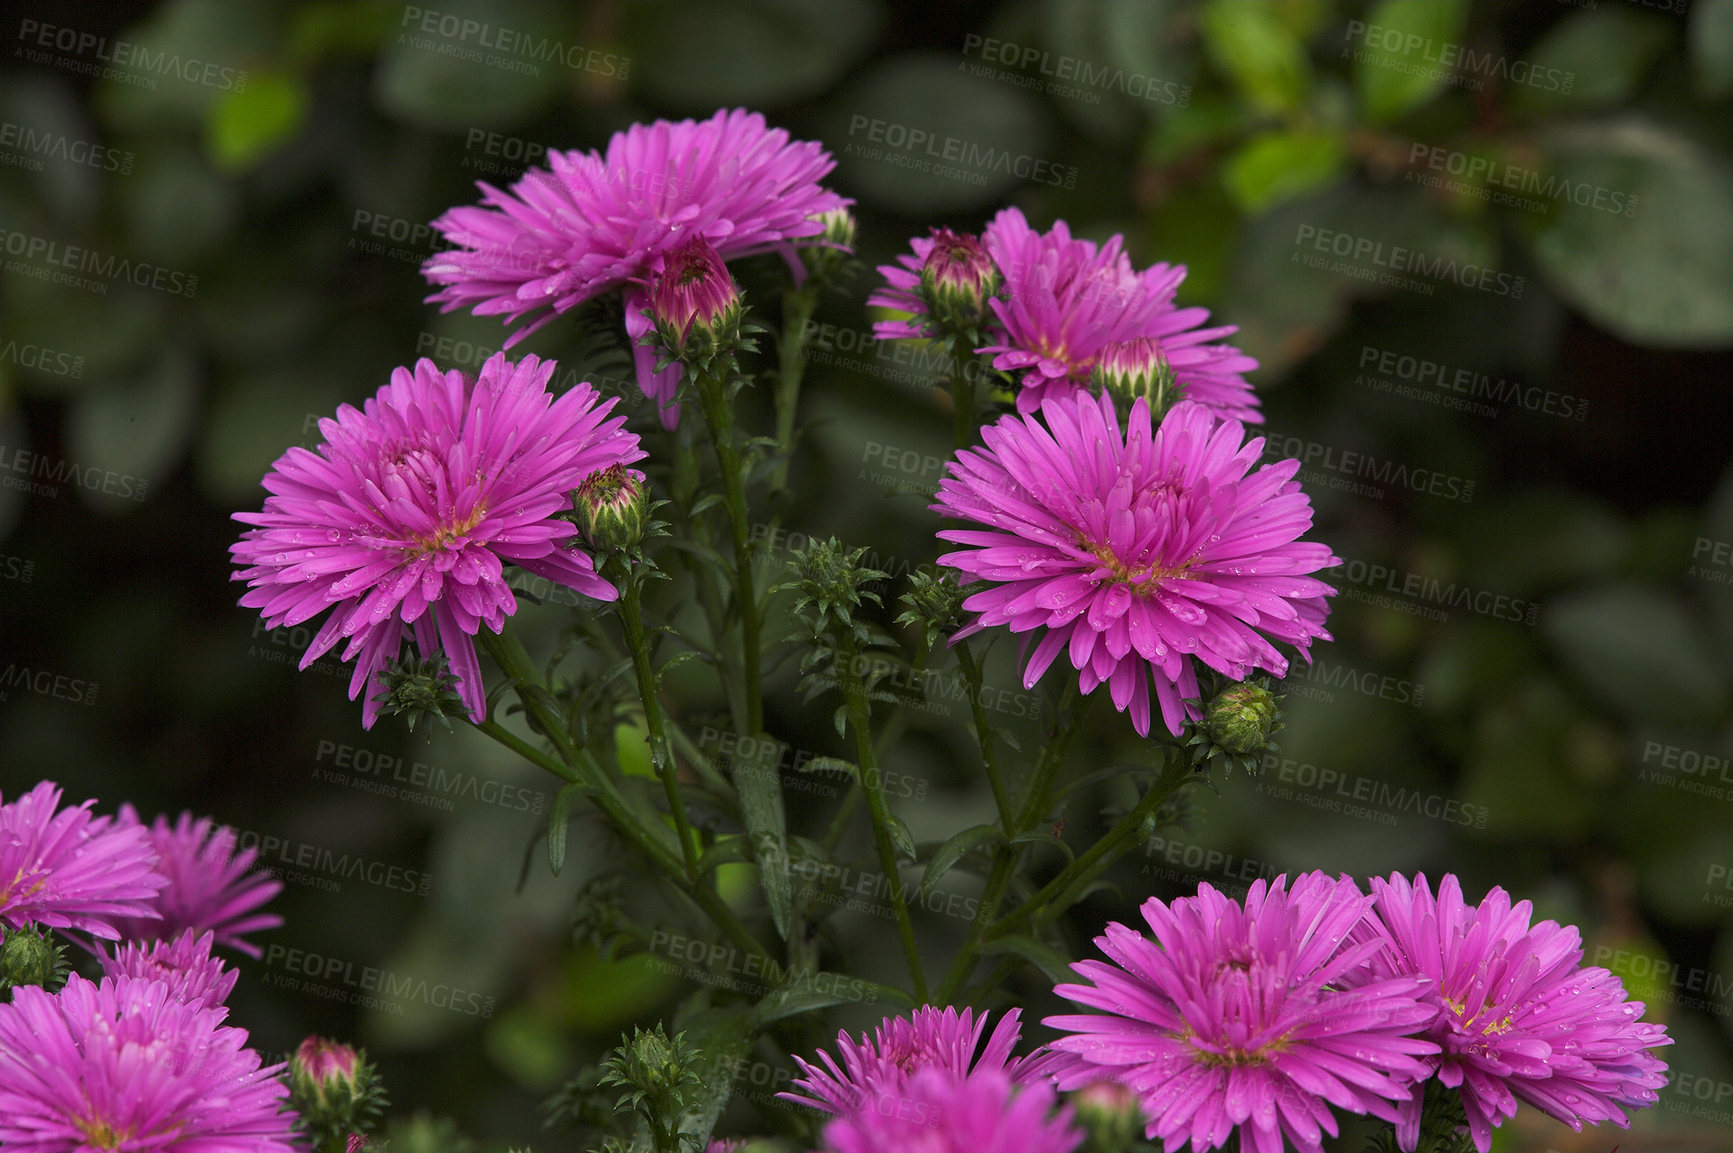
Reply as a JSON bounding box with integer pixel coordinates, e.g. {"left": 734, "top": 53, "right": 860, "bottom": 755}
{"left": 1042, "top": 873, "right": 1441, "bottom": 1153}
{"left": 819, "top": 1067, "right": 1083, "bottom": 1153}
{"left": 650, "top": 235, "right": 741, "bottom": 357}
{"left": 0, "top": 781, "right": 164, "bottom": 941}
{"left": 1354, "top": 873, "right": 1672, "bottom": 1152}
{"left": 870, "top": 228, "right": 999, "bottom": 340}
{"left": 932, "top": 392, "right": 1337, "bottom": 737}
{"left": 979, "top": 207, "right": 1259, "bottom": 422}
{"left": 105, "top": 807, "right": 281, "bottom": 957}
{"left": 231, "top": 353, "right": 644, "bottom": 728}
{"left": 0, "top": 973, "right": 298, "bottom": 1153}
{"left": 101, "top": 929, "right": 237, "bottom": 1010}
{"left": 424, "top": 108, "right": 849, "bottom": 427}
{"left": 781, "top": 1006, "right": 1036, "bottom": 1119}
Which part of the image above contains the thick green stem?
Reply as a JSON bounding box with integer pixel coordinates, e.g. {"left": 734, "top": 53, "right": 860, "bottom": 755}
{"left": 988, "top": 748, "right": 1190, "bottom": 940}
{"left": 665, "top": 419, "right": 747, "bottom": 730}
{"left": 950, "top": 355, "right": 975, "bottom": 450}
{"left": 770, "top": 286, "right": 819, "bottom": 498}
{"left": 618, "top": 572, "right": 700, "bottom": 878}
{"left": 836, "top": 634, "right": 928, "bottom": 1000}
{"left": 693, "top": 365, "right": 763, "bottom": 735}
{"left": 935, "top": 681, "right": 1085, "bottom": 1004}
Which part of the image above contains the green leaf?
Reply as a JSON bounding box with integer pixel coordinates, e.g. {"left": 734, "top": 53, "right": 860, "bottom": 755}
{"left": 65, "top": 348, "right": 198, "bottom": 512}
{"left": 207, "top": 71, "right": 307, "bottom": 172}
{"left": 1350, "top": 0, "right": 1468, "bottom": 123}
{"left": 1513, "top": 7, "right": 1672, "bottom": 113}
{"left": 1521, "top": 119, "right": 1733, "bottom": 346}
{"left": 672, "top": 1006, "right": 754, "bottom": 1150}
{"left": 734, "top": 741, "right": 793, "bottom": 940}
{"left": 919, "top": 824, "right": 1004, "bottom": 897}
{"left": 1222, "top": 129, "right": 1347, "bottom": 214}
{"left": 886, "top": 813, "right": 917, "bottom": 862}
{"left": 1011, "top": 829, "right": 1076, "bottom": 868}
{"left": 373, "top": 0, "right": 560, "bottom": 128}
{"left": 1198, "top": 0, "right": 1310, "bottom": 115}
{"left": 800, "top": 756, "right": 858, "bottom": 777}
{"left": 1543, "top": 585, "right": 1727, "bottom": 726}
{"left": 547, "top": 783, "right": 585, "bottom": 877}
{"left": 1695, "top": 0, "right": 1733, "bottom": 98}
{"left": 980, "top": 935, "right": 1077, "bottom": 984}
{"left": 696, "top": 835, "right": 754, "bottom": 876}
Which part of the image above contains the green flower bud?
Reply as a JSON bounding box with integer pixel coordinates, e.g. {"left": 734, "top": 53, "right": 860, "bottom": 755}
{"left": 1205, "top": 681, "right": 1281, "bottom": 754}
{"left": 1091, "top": 338, "right": 1176, "bottom": 426}
{"left": 288, "top": 1036, "right": 387, "bottom": 1152}
{"left": 1070, "top": 1079, "right": 1145, "bottom": 1153}
{"left": 0, "top": 925, "right": 61, "bottom": 992}
{"left": 573, "top": 465, "right": 649, "bottom": 554}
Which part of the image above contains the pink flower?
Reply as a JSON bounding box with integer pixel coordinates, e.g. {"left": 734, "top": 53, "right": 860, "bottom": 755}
{"left": 782, "top": 1006, "right": 1038, "bottom": 1120}
{"left": 932, "top": 392, "right": 1336, "bottom": 737}
{"left": 870, "top": 228, "right": 999, "bottom": 340}
{"left": 0, "top": 781, "right": 164, "bottom": 941}
{"left": 424, "top": 108, "right": 848, "bottom": 427}
{"left": 979, "top": 208, "right": 1259, "bottom": 422}
{"left": 0, "top": 973, "right": 298, "bottom": 1153}
{"left": 101, "top": 929, "right": 237, "bottom": 1009}
{"left": 1354, "top": 873, "right": 1672, "bottom": 1152}
{"left": 231, "top": 353, "right": 643, "bottom": 727}
{"left": 106, "top": 808, "right": 281, "bottom": 957}
{"left": 818, "top": 1067, "right": 1083, "bottom": 1153}
{"left": 1042, "top": 873, "right": 1441, "bottom": 1153}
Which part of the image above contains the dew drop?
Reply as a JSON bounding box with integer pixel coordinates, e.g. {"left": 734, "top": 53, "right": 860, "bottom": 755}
{"left": 327, "top": 529, "right": 344, "bottom": 542}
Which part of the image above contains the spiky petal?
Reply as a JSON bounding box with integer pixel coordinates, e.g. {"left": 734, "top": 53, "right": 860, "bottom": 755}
{"left": 0, "top": 781, "right": 165, "bottom": 941}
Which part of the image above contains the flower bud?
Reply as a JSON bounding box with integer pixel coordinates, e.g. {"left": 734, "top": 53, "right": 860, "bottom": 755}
{"left": 573, "top": 465, "right": 649, "bottom": 554}
{"left": 651, "top": 236, "right": 742, "bottom": 362}
{"left": 1091, "top": 338, "right": 1176, "bottom": 424}
{"left": 918, "top": 228, "right": 999, "bottom": 332}
{"left": 287, "top": 1036, "right": 387, "bottom": 1151}
{"left": 815, "top": 206, "right": 856, "bottom": 251}
{"left": 1070, "top": 1079, "right": 1145, "bottom": 1153}
{"left": 0, "top": 925, "right": 61, "bottom": 992}
{"left": 1205, "top": 681, "right": 1281, "bottom": 755}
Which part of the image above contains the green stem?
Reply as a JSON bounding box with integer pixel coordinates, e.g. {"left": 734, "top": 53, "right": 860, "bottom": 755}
{"left": 836, "top": 634, "right": 928, "bottom": 1000}
{"left": 770, "top": 285, "right": 819, "bottom": 498}
{"left": 934, "top": 681, "right": 1085, "bottom": 1005}
{"left": 950, "top": 346, "right": 978, "bottom": 449}
{"left": 954, "top": 643, "right": 1013, "bottom": 832}
{"left": 988, "top": 748, "right": 1190, "bottom": 941}
{"left": 693, "top": 364, "right": 763, "bottom": 735}
{"left": 665, "top": 419, "right": 747, "bottom": 730}
{"left": 476, "top": 629, "right": 773, "bottom": 969}
{"left": 618, "top": 571, "right": 700, "bottom": 878}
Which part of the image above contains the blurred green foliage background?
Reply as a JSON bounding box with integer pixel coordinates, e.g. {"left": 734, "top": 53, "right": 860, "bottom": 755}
{"left": 2, "top": 0, "right": 1732, "bottom": 1150}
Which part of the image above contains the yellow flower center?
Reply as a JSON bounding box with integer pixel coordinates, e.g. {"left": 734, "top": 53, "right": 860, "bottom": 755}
{"left": 409, "top": 504, "right": 488, "bottom": 557}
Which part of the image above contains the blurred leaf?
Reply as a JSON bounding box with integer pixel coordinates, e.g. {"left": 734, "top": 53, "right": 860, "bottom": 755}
{"left": 208, "top": 72, "right": 309, "bottom": 173}
{"left": 1694, "top": 0, "right": 1733, "bottom": 98}
{"left": 92, "top": 0, "right": 278, "bottom": 130}
{"left": 736, "top": 745, "right": 793, "bottom": 940}
{"left": 1544, "top": 585, "right": 1728, "bottom": 725}
{"left": 287, "top": 0, "right": 401, "bottom": 64}
{"left": 1350, "top": 0, "right": 1469, "bottom": 123}
{"left": 979, "top": 934, "right": 1075, "bottom": 984}
{"left": 673, "top": 1006, "right": 754, "bottom": 1149}
{"left": 1222, "top": 128, "right": 1347, "bottom": 213}
{"left": 65, "top": 348, "right": 198, "bottom": 511}
{"left": 1513, "top": 7, "right": 1673, "bottom": 113}
{"left": 1522, "top": 118, "right": 1733, "bottom": 347}
{"left": 547, "top": 783, "right": 584, "bottom": 876}
{"left": 821, "top": 54, "right": 1053, "bottom": 214}
{"left": 373, "top": 0, "right": 559, "bottom": 128}
{"left": 120, "top": 148, "right": 238, "bottom": 263}
{"left": 1459, "top": 679, "right": 1599, "bottom": 840}
{"left": 629, "top": 0, "right": 881, "bottom": 111}
{"left": 1198, "top": 0, "right": 1311, "bottom": 115}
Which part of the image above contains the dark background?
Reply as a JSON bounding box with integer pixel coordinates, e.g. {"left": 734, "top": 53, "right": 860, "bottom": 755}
{"left": 2, "top": 1, "right": 1731, "bottom": 1150}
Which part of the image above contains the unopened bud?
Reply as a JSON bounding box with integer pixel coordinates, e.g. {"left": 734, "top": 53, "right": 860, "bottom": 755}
{"left": 0, "top": 925, "right": 60, "bottom": 992}
{"left": 1205, "top": 681, "right": 1280, "bottom": 755}
{"left": 573, "top": 465, "right": 649, "bottom": 553}
{"left": 651, "top": 236, "right": 742, "bottom": 361}
{"left": 1071, "top": 1079, "right": 1144, "bottom": 1153}
{"left": 918, "top": 228, "right": 999, "bottom": 332}
{"left": 288, "top": 1036, "right": 387, "bottom": 1150}
{"left": 1091, "top": 338, "right": 1175, "bottom": 424}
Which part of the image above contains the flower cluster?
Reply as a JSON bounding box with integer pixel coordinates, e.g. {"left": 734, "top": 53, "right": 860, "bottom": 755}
{"left": 779, "top": 872, "right": 1668, "bottom": 1153}
{"left": 0, "top": 781, "right": 303, "bottom": 1152}
{"left": 872, "top": 208, "right": 1259, "bottom": 423}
